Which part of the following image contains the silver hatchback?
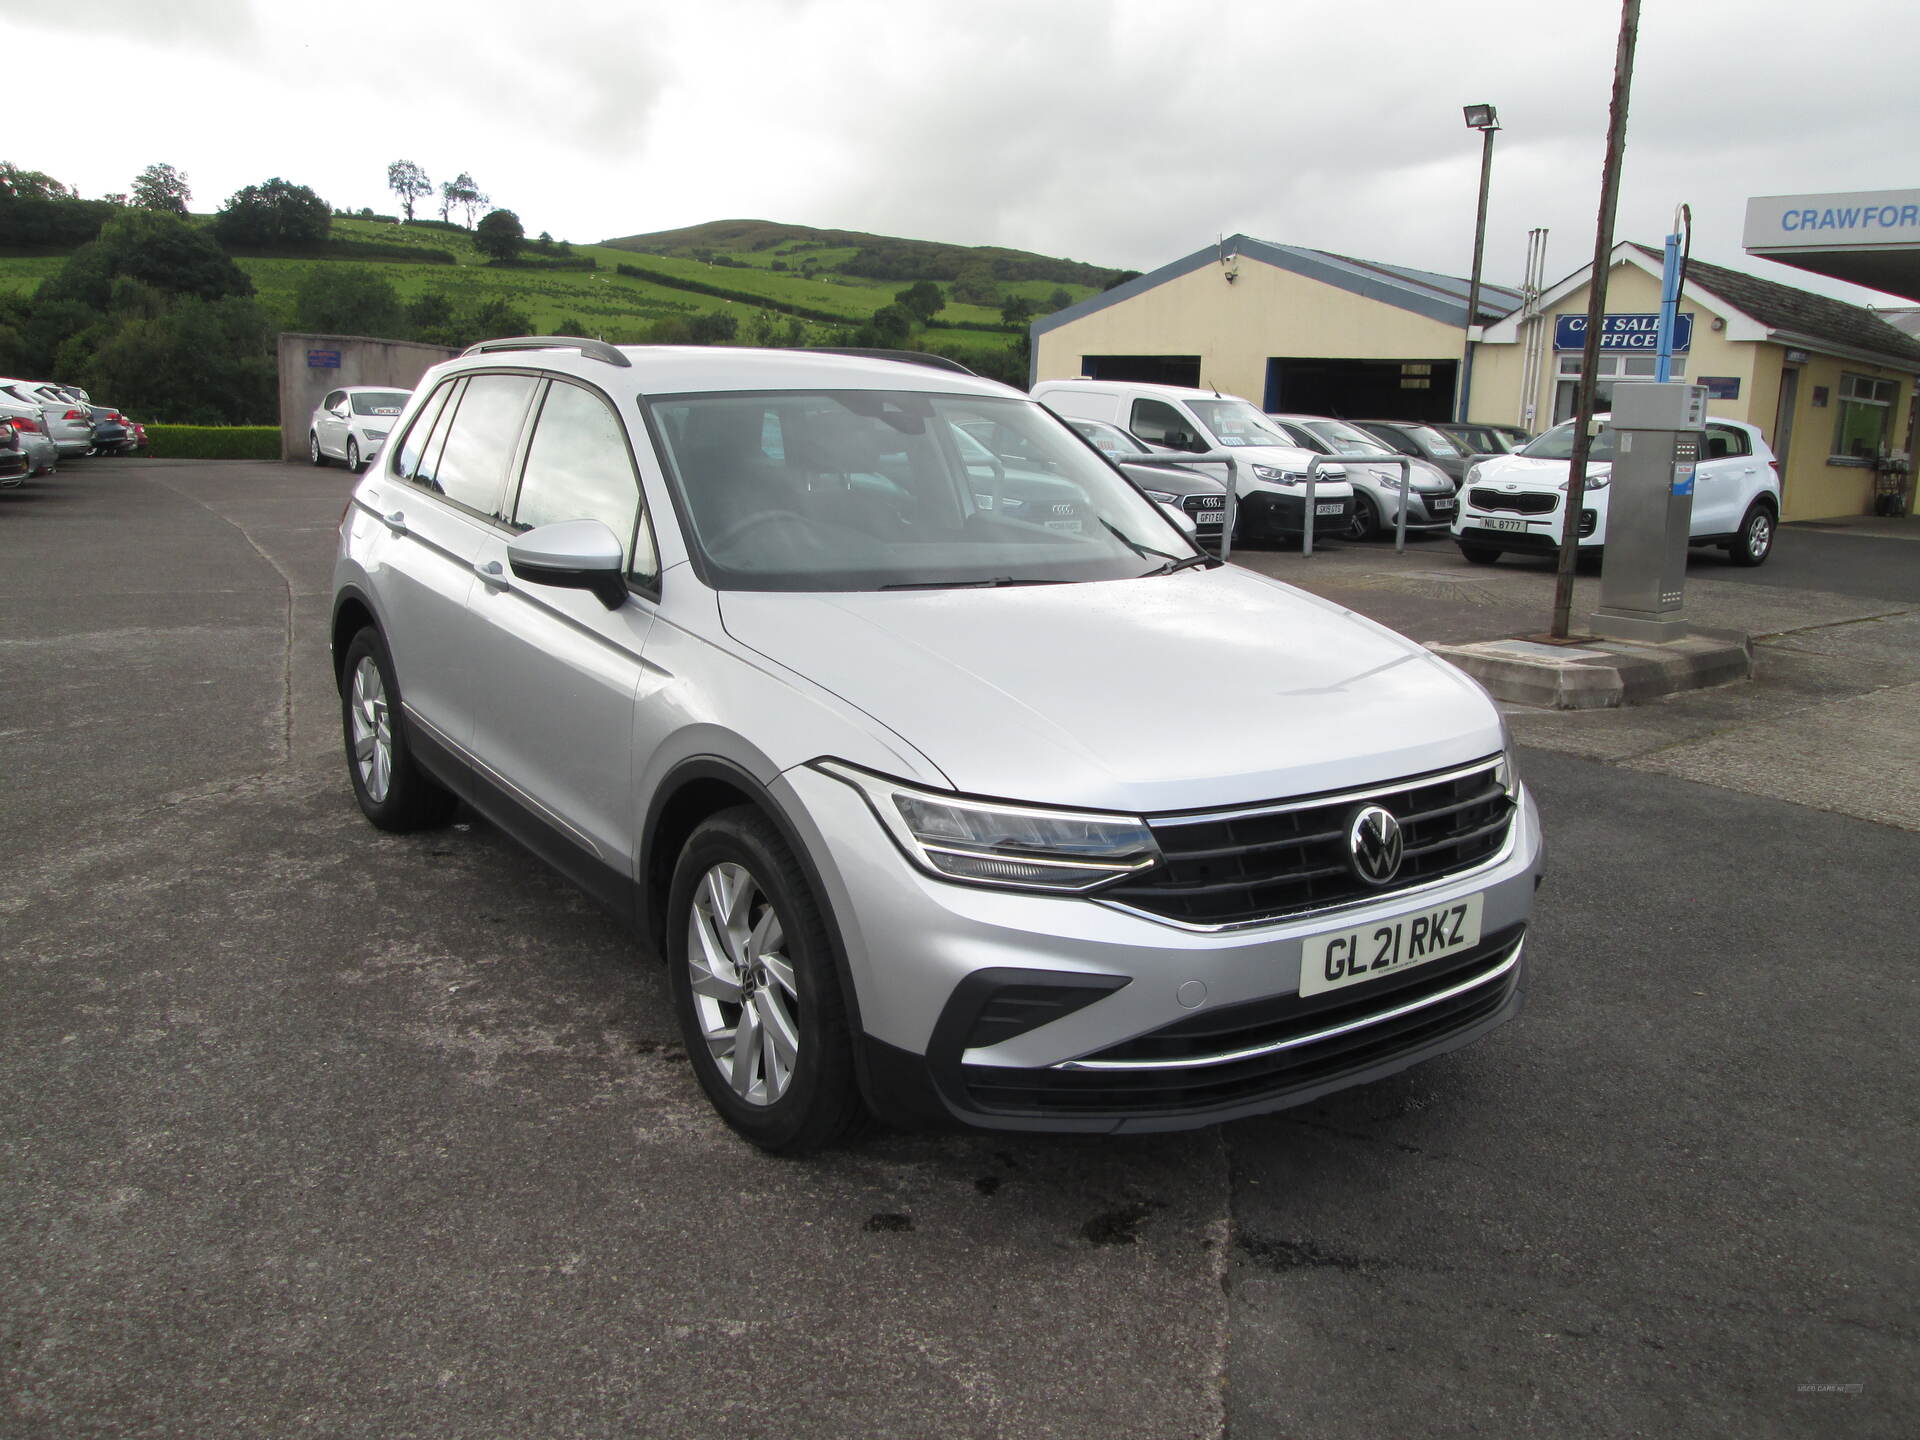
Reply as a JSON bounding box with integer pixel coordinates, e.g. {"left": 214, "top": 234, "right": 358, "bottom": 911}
{"left": 332, "top": 339, "right": 1544, "bottom": 1151}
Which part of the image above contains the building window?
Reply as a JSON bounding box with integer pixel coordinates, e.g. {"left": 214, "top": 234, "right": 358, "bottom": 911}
{"left": 1553, "top": 353, "right": 1688, "bottom": 422}
{"left": 1831, "top": 373, "right": 1897, "bottom": 461}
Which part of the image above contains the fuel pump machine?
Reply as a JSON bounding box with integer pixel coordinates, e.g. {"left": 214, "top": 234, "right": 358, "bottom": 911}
{"left": 1590, "top": 382, "right": 1709, "bottom": 643}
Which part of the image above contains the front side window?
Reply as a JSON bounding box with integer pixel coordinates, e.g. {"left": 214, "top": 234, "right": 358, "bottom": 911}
{"left": 1833, "top": 373, "right": 1897, "bottom": 460}
{"left": 391, "top": 379, "right": 456, "bottom": 481}
{"left": 422, "top": 372, "right": 537, "bottom": 516}
{"left": 1185, "top": 398, "right": 1287, "bottom": 448}
{"left": 649, "top": 390, "right": 1194, "bottom": 592}
{"left": 1130, "top": 398, "right": 1199, "bottom": 448}
{"left": 514, "top": 381, "right": 655, "bottom": 582}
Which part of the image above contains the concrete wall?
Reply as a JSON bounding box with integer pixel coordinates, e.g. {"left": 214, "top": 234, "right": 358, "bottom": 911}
{"left": 275, "top": 333, "right": 456, "bottom": 462}
{"left": 1033, "top": 259, "right": 1467, "bottom": 406}
{"left": 1470, "top": 261, "right": 1918, "bottom": 520}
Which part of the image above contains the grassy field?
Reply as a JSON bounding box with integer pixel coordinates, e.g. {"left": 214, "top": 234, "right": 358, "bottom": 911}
{"left": 0, "top": 215, "right": 1110, "bottom": 367}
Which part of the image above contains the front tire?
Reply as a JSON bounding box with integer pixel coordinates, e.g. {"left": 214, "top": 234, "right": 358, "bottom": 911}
{"left": 1458, "top": 542, "right": 1501, "bottom": 565}
{"left": 668, "top": 807, "right": 863, "bottom": 1154}
{"left": 309, "top": 431, "right": 326, "bottom": 467}
{"left": 1728, "top": 503, "right": 1774, "bottom": 567}
{"left": 346, "top": 437, "right": 362, "bottom": 473}
{"left": 1343, "top": 492, "right": 1381, "bottom": 542}
{"left": 338, "top": 627, "right": 457, "bottom": 832}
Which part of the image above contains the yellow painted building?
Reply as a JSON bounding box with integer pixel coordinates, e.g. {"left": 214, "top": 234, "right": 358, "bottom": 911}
{"left": 1032, "top": 234, "right": 1920, "bottom": 521}
{"left": 1471, "top": 244, "right": 1920, "bottom": 521}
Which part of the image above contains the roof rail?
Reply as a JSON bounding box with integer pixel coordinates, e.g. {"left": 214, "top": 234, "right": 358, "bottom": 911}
{"left": 460, "top": 335, "right": 632, "bottom": 368}
{"left": 798, "top": 347, "right": 977, "bottom": 376}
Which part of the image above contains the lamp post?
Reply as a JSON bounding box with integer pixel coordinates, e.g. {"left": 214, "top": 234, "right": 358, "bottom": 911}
{"left": 1457, "top": 103, "right": 1500, "bottom": 424}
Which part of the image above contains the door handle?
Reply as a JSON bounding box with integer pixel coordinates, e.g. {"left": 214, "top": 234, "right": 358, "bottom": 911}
{"left": 476, "top": 559, "right": 509, "bottom": 588}
{"left": 382, "top": 510, "right": 406, "bottom": 534}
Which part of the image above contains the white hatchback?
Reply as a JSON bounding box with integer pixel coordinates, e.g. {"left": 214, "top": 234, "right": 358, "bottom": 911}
{"left": 1451, "top": 414, "right": 1782, "bottom": 567}
{"left": 309, "top": 386, "right": 412, "bottom": 473}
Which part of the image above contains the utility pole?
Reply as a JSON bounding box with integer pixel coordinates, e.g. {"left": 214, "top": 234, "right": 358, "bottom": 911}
{"left": 1551, "top": 0, "right": 1641, "bottom": 639}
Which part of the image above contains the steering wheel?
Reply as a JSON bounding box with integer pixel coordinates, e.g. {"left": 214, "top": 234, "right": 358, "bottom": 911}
{"left": 709, "top": 509, "right": 810, "bottom": 550}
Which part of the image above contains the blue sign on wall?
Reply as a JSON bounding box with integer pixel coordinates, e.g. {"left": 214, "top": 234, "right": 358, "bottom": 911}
{"left": 1701, "top": 376, "right": 1741, "bottom": 400}
{"left": 1553, "top": 313, "right": 1693, "bottom": 352}
{"left": 306, "top": 349, "right": 342, "bottom": 369}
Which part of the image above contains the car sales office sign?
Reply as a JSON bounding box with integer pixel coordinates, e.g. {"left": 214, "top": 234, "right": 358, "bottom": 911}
{"left": 1554, "top": 313, "right": 1694, "bottom": 352}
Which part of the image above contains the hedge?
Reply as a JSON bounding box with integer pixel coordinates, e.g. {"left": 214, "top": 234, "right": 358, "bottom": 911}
{"left": 144, "top": 425, "right": 282, "bottom": 460}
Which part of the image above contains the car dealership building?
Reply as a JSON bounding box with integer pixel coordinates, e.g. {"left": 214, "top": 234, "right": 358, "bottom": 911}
{"left": 1033, "top": 209, "right": 1920, "bottom": 521}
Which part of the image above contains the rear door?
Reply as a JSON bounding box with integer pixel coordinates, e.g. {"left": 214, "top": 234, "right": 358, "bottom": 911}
{"left": 465, "top": 377, "right": 660, "bottom": 887}
{"left": 362, "top": 371, "right": 538, "bottom": 759}
{"left": 1694, "top": 423, "right": 1759, "bottom": 535}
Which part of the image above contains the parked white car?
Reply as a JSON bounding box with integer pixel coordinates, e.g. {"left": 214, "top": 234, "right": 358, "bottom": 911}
{"left": 309, "top": 386, "right": 411, "bottom": 472}
{"left": 1451, "top": 414, "right": 1781, "bottom": 567}
{"left": 1032, "top": 379, "right": 1353, "bottom": 540}
{"left": 1267, "top": 413, "right": 1459, "bottom": 540}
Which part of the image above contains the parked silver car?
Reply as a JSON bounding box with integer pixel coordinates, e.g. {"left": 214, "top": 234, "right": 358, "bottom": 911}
{"left": 1267, "top": 414, "right": 1459, "bottom": 540}
{"left": 0, "top": 395, "right": 60, "bottom": 476}
{"left": 332, "top": 340, "right": 1544, "bottom": 1151}
{"left": 0, "top": 380, "right": 94, "bottom": 458}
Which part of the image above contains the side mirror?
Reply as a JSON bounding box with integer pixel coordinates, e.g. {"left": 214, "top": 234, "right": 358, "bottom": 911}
{"left": 507, "top": 518, "right": 628, "bottom": 610}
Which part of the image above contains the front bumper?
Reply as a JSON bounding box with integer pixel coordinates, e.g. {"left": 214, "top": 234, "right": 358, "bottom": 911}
{"left": 778, "top": 764, "right": 1546, "bottom": 1133}
{"left": 1238, "top": 488, "right": 1354, "bottom": 538}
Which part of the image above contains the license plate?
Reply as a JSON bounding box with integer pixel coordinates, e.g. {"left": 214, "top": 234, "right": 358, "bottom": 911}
{"left": 1315, "top": 501, "right": 1345, "bottom": 516}
{"left": 1482, "top": 517, "right": 1528, "bottom": 533}
{"left": 1430, "top": 497, "right": 1455, "bottom": 512}
{"left": 1299, "top": 893, "right": 1483, "bottom": 998}
{"left": 1044, "top": 519, "right": 1083, "bottom": 532}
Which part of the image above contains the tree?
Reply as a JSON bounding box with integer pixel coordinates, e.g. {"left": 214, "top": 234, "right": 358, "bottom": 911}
{"left": 866, "top": 304, "right": 914, "bottom": 345}
{"left": 950, "top": 260, "right": 997, "bottom": 306}
{"left": 0, "top": 164, "right": 73, "bottom": 200}
{"left": 893, "top": 280, "right": 943, "bottom": 324}
{"left": 473, "top": 208, "right": 525, "bottom": 262}
{"left": 212, "top": 177, "right": 331, "bottom": 249}
{"left": 1047, "top": 288, "right": 1073, "bottom": 311}
{"left": 406, "top": 291, "right": 455, "bottom": 333}
{"left": 468, "top": 297, "right": 532, "bottom": 341}
{"left": 386, "top": 160, "right": 432, "bottom": 223}
{"left": 439, "top": 172, "right": 484, "bottom": 227}
{"left": 66, "top": 295, "right": 277, "bottom": 425}
{"left": 999, "top": 295, "right": 1036, "bottom": 329}
{"left": 295, "top": 265, "right": 402, "bottom": 337}
{"left": 130, "top": 163, "right": 191, "bottom": 214}
{"left": 39, "top": 210, "right": 253, "bottom": 311}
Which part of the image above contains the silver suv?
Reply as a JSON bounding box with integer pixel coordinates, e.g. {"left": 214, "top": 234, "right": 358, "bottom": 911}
{"left": 332, "top": 339, "right": 1545, "bottom": 1152}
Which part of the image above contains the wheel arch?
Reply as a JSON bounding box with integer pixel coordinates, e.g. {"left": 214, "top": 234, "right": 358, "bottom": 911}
{"left": 329, "top": 586, "right": 381, "bottom": 687}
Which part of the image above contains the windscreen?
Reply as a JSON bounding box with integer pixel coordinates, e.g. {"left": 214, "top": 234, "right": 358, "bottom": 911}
{"left": 1519, "top": 420, "right": 1617, "bottom": 462}
{"left": 1185, "top": 398, "right": 1288, "bottom": 448}
{"left": 649, "top": 390, "right": 1197, "bottom": 591}
{"left": 1303, "top": 419, "right": 1396, "bottom": 457}
{"left": 1409, "top": 425, "right": 1465, "bottom": 457}
{"left": 351, "top": 391, "right": 411, "bottom": 416}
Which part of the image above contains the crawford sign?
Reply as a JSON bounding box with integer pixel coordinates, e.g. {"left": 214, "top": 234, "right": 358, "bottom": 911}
{"left": 1553, "top": 313, "right": 1694, "bottom": 353}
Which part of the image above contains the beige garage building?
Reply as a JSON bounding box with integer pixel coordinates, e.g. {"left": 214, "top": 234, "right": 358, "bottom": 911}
{"left": 1032, "top": 234, "right": 1920, "bottom": 520}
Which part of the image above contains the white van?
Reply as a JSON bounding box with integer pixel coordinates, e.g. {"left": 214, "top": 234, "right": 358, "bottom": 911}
{"left": 1033, "top": 379, "right": 1353, "bottom": 539}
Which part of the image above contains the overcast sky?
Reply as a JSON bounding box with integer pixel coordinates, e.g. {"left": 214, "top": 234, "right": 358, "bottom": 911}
{"left": 10, "top": 0, "right": 1915, "bottom": 307}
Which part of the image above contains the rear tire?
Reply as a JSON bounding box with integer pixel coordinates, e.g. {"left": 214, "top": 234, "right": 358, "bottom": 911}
{"left": 1458, "top": 543, "right": 1501, "bottom": 565}
{"left": 668, "top": 806, "right": 864, "bottom": 1154}
{"left": 338, "top": 627, "right": 457, "bottom": 832}
{"left": 1727, "top": 502, "right": 1774, "bottom": 567}
{"left": 309, "top": 431, "right": 326, "bottom": 467}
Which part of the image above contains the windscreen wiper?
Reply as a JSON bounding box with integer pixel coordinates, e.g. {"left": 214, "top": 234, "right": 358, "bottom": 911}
{"left": 879, "top": 576, "right": 1070, "bottom": 590}
{"left": 1150, "top": 553, "right": 1222, "bottom": 575}
{"left": 1100, "top": 520, "right": 1180, "bottom": 564}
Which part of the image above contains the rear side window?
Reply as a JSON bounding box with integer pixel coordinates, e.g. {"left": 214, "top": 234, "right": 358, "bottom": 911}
{"left": 423, "top": 373, "right": 537, "bottom": 516}
{"left": 1706, "top": 424, "right": 1751, "bottom": 459}
{"left": 513, "top": 381, "right": 656, "bottom": 583}
{"left": 391, "top": 379, "right": 456, "bottom": 481}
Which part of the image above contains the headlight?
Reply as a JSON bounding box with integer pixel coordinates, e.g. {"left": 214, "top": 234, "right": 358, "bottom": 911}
{"left": 1465, "top": 463, "right": 1486, "bottom": 486}
{"left": 1557, "top": 472, "right": 1609, "bottom": 491}
{"left": 1143, "top": 489, "right": 1179, "bottom": 505}
{"left": 1494, "top": 721, "right": 1522, "bottom": 801}
{"left": 1250, "top": 465, "right": 1308, "bottom": 484}
{"left": 816, "top": 761, "right": 1161, "bottom": 892}
{"left": 364, "top": 427, "right": 390, "bottom": 440}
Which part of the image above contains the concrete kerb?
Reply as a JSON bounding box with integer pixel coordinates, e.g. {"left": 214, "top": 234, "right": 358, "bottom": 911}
{"left": 1428, "top": 628, "right": 1754, "bottom": 710}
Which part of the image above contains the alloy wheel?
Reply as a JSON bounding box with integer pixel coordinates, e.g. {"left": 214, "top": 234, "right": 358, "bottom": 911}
{"left": 1747, "top": 512, "right": 1772, "bottom": 558}
{"left": 687, "top": 861, "right": 800, "bottom": 1107}
{"left": 348, "top": 655, "right": 392, "bottom": 802}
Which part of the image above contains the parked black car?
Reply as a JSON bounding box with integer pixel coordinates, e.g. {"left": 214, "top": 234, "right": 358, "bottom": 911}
{"left": 1351, "top": 419, "right": 1477, "bottom": 486}
{"left": 87, "top": 406, "right": 131, "bottom": 456}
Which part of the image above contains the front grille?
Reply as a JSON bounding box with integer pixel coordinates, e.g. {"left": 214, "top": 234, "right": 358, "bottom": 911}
{"left": 1469, "top": 487, "right": 1556, "bottom": 514}
{"left": 1183, "top": 494, "right": 1227, "bottom": 513}
{"left": 1102, "top": 760, "right": 1514, "bottom": 928}
{"left": 960, "top": 930, "right": 1524, "bottom": 1116}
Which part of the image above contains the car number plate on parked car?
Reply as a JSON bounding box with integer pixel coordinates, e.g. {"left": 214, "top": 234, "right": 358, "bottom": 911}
{"left": 1298, "top": 893, "right": 1484, "bottom": 998}
{"left": 1430, "top": 497, "right": 1455, "bottom": 512}
{"left": 1483, "top": 517, "right": 1529, "bottom": 533}
{"left": 1316, "top": 501, "right": 1345, "bottom": 516}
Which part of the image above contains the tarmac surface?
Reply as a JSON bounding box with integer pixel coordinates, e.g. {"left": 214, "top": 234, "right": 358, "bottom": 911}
{"left": 3, "top": 461, "right": 1914, "bottom": 1437}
